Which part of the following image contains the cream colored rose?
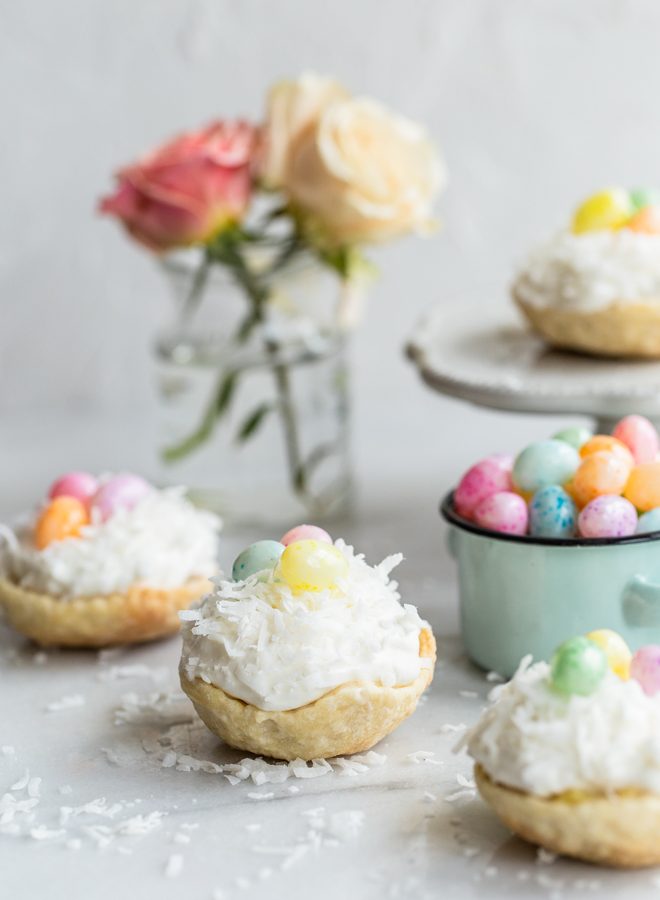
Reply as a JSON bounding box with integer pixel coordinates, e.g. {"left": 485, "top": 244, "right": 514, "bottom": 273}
{"left": 279, "top": 95, "right": 445, "bottom": 245}
{"left": 262, "top": 73, "right": 348, "bottom": 189}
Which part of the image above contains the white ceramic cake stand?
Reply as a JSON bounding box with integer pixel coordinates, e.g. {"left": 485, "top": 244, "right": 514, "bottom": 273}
{"left": 407, "top": 304, "right": 660, "bottom": 433}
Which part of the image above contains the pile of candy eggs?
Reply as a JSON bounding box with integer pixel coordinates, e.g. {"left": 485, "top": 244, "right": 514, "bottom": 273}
{"left": 571, "top": 187, "right": 660, "bottom": 235}
{"left": 549, "top": 629, "right": 660, "bottom": 698}
{"left": 453, "top": 414, "right": 660, "bottom": 540}
{"left": 231, "top": 524, "right": 349, "bottom": 593}
{"left": 34, "top": 471, "right": 151, "bottom": 549}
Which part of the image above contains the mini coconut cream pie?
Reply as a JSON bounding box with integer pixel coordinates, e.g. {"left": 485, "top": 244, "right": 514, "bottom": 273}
{"left": 512, "top": 188, "right": 660, "bottom": 357}
{"left": 0, "top": 471, "right": 220, "bottom": 647}
{"left": 179, "top": 523, "right": 435, "bottom": 761}
{"left": 461, "top": 630, "right": 660, "bottom": 867}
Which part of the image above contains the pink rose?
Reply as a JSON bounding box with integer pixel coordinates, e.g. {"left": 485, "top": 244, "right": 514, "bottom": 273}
{"left": 100, "top": 121, "right": 258, "bottom": 251}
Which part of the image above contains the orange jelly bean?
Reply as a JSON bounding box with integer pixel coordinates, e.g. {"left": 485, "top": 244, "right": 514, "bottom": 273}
{"left": 571, "top": 451, "right": 630, "bottom": 508}
{"left": 624, "top": 462, "right": 660, "bottom": 512}
{"left": 513, "top": 486, "right": 534, "bottom": 504}
{"left": 35, "top": 496, "right": 89, "bottom": 549}
{"left": 579, "top": 435, "right": 634, "bottom": 469}
{"left": 627, "top": 206, "right": 660, "bottom": 235}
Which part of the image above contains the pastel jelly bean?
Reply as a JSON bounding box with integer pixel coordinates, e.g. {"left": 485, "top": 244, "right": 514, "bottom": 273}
{"left": 612, "top": 415, "right": 659, "bottom": 465}
{"left": 232, "top": 540, "right": 285, "bottom": 581}
{"left": 92, "top": 474, "right": 151, "bottom": 521}
{"left": 511, "top": 487, "right": 534, "bottom": 505}
{"left": 278, "top": 539, "right": 349, "bottom": 592}
{"left": 473, "top": 492, "right": 528, "bottom": 535}
{"left": 586, "top": 629, "right": 631, "bottom": 679}
{"left": 636, "top": 508, "right": 660, "bottom": 534}
{"left": 550, "top": 636, "right": 608, "bottom": 696}
{"left": 630, "top": 645, "right": 660, "bottom": 695}
{"left": 35, "top": 497, "right": 89, "bottom": 550}
{"left": 280, "top": 524, "right": 332, "bottom": 547}
{"left": 579, "top": 435, "right": 634, "bottom": 470}
{"left": 552, "top": 426, "right": 592, "bottom": 451}
{"left": 624, "top": 462, "right": 660, "bottom": 512}
{"left": 577, "top": 495, "right": 637, "bottom": 539}
{"left": 571, "top": 188, "right": 632, "bottom": 234}
{"left": 630, "top": 187, "right": 660, "bottom": 211}
{"left": 48, "top": 471, "right": 98, "bottom": 505}
{"left": 529, "top": 485, "right": 577, "bottom": 539}
{"left": 571, "top": 452, "right": 630, "bottom": 508}
{"left": 627, "top": 205, "right": 660, "bottom": 234}
{"left": 512, "top": 441, "right": 580, "bottom": 494}
{"left": 454, "top": 455, "right": 513, "bottom": 520}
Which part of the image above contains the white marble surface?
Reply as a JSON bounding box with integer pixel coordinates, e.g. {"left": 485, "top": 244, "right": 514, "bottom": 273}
{"left": 4, "top": 412, "right": 660, "bottom": 899}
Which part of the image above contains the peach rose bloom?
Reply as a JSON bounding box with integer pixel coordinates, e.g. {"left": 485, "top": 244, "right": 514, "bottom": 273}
{"left": 263, "top": 75, "right": 445, "bottom": 246}
{"left": 100, "top": 121, "right": 258, "bottom": 251}
{"left": 261, "top": 73, "right": 348, "bottom": 189}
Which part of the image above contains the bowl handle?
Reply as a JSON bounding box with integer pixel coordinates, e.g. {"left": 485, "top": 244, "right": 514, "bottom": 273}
{"left": 623, "top": 575, "right": 660, "bottom": 627}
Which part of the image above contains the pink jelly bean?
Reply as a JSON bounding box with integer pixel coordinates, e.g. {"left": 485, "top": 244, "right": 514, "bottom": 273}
{"left": 48, "top": 471, "right": 99, "bottom": 505}
{"left": 631, "top": 645, "right": 660, "bottom": 695}
{"left": 454, "top": 455, "right": 514, "bottom": 520}
{"left": 577, "top": 495, "right": 638, "bottom": 539}
{"left": 613, "top": 415, "right": 660, "bottom": 465}
{"left": 280, "top": 524, "right": 332, "bottom": 546}
{"left": 92, "top": 474, "right": 152, "bottom": 521}
{"left": 473, "top": 491, "right": 528, "bottom": 535}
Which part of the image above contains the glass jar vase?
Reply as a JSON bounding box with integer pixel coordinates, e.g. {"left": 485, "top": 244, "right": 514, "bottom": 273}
{"left": 153, "top": 248, "right": 352, "bottom": 527}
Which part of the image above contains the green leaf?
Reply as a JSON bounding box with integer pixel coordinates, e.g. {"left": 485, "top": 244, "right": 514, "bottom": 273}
{"left": 320, "top": 244, "right": 376, "bottom": 282}
{"left": 162, "top": 369, "right": 239, "bottom": 463}
{"left": 293, "top": 441, "right": 339, "bottom": 492}
{"left": 235, "top": 402, "right": 273, "bottom": 443}
{"left": 213, "top": 369, "right": 239, "bottom": 415}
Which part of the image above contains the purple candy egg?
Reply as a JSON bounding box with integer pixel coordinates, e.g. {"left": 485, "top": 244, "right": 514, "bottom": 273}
{"left": 454, "top": 455, "right": 514, "bottom": 520}
{"left": 48, "top": 471, "right": 98, "bottom": 505}
{"left": 631, "top": 645, "right": 660, "bottom": 695}
{"left": 577, "top": 495, "right": 638, "bottom": 539}
{"left": 92, "top": 474, "right": 152, "bottom": 521}
{"left": 473, "top": 491, "right": 528, "bottom": 535}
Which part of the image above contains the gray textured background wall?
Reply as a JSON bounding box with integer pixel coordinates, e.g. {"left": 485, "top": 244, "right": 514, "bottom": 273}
{"left": 2, "top": 0, "right": 659, "bottom": 481}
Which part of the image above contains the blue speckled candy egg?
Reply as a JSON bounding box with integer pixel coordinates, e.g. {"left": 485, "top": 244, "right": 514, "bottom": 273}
{"left": 637, "top": 507, "right": 660, "bottom": 534}
{"left": 552, "top": 426, "right": 592, "bottom": 451}
{"left": 512, "top": 440, "right": 580, "bottom": 493}
{"left": 529, "top": 485, "right": 577, "bottom": 538}
{"left": 232, "top": 540, "right": 285, "bottom": 581}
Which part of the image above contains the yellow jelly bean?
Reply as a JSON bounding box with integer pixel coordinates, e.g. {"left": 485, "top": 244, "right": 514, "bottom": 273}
{"left": 627, "top": 205, "right": 660, "bottom": 235}
{"left": 624, "top": 462, "right": 660, "bottom": 512}
{"left": 35, "top": 496, "right": 89, "bottom": 550}
{"left": 579, "top": 435, "right": 634, "bottom": 470}
{"left": 571, "top": 451, "right": 630, "bottom": 508}
{"left": 586, "top": 629, "right": 631, "bottom": 679}
{"left": 571, "top": 188, "right": 632, "bottom": 234}
{"left": 278, "top": 539, "right": 348, "bottom": 593}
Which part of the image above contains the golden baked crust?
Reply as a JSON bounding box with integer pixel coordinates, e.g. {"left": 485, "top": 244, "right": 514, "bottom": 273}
{"left": 0, "top": 575, "right": 212, "bottom": 648}
{"left": 514, "top": 292, "right": 660, "bottom": 359}
{"left": 180, "top": 627, "right": 436, "bottom": 761}
{"left": 475, "top": 764, "right": 660, "bottom": 867}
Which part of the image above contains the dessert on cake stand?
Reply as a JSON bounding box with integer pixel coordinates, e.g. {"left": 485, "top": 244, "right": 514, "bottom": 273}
{"left": 407, "top": 304, "right": 660, "bottom": 433}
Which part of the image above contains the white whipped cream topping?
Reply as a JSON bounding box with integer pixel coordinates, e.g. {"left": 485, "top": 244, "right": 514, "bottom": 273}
{"left": 463, "top": 657, "right": 660, "bottom": 796}
{"left": 0, "top": 487, "right": 221, "bottom": 598}
{"left": 180, "top": 540, "right": 429, "bottom": 712}
{"left": 513, "top": 229, "right": 660, "bottom": 312}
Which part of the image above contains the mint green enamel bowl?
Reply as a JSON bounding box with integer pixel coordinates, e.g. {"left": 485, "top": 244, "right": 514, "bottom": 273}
{"left": 441, "top": 491, "right": 660, "bottom": 677}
